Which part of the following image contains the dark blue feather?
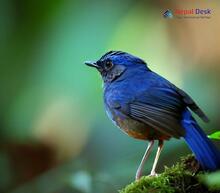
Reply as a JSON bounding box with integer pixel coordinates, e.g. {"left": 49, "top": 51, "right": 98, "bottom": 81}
{"left": 182, "top": 109, "right": 220, "bottom": 170}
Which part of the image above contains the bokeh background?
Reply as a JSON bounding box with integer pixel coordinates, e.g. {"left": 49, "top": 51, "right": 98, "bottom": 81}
{"left": 1, "top": 0, "right": 220, "bottom": 193}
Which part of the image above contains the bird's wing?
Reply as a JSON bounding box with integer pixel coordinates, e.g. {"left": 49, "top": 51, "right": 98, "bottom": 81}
{"left": 107, "top": 73, "right": 208, "bottom": 138}
{"left": 171, "top": 84, "right": 209, "bottom": 122}
{"left": 127, "top": 87, "right": 185, "bottom": 138}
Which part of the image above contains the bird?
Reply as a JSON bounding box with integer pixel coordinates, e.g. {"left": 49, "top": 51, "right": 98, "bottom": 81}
{"left": 85, "top": 51, "right": 220, "bottom": 180}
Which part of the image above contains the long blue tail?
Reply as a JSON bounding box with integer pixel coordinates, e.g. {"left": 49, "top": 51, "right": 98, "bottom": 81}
{"left": 182, "top": 109, "right": 220, "bottom": 171}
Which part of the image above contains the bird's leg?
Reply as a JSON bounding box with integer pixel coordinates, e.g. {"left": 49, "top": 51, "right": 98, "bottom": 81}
{"left": 135, "top": 140, "right": 154, "bottom": 180}
{"left": 149, "top": 140, "right": 164, "bottom": 176}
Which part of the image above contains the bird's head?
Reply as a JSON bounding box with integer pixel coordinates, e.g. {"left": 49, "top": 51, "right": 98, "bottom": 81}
{"left": 85, "top": 51, "right": 149, "bottom": 83}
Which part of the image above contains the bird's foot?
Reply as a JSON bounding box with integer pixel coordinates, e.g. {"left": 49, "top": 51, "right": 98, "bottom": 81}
{"left": 135, "top": 172, "right": 158, "bottom": 181}
{"left": 148, "top": 171, "right": 158, "bottom": 177}
{"left": 135, "top": 173, "right": 141, "bottom": 181}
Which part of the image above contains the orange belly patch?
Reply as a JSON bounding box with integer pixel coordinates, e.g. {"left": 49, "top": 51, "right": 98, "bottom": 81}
{"left": 115, "top": 116, "right": 170, "bottom": 140}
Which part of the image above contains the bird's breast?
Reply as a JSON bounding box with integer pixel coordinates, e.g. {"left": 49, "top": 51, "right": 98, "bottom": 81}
{"left": 106, "top": 106, "right": 166, "bottom": 140}
{"left": 114, "top": 115, "right": 150, "bottom": 140}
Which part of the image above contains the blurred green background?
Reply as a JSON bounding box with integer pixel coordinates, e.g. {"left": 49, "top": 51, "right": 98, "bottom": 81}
{"left": 0, "top": 0, "right": 220, "bottom": 193}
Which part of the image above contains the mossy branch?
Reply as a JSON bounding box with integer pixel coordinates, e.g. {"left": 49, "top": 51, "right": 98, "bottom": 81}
{"left": 119, "top": 155, "right": 220, "bottom": 193}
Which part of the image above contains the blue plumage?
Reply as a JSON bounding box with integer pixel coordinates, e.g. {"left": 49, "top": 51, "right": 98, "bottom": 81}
{"left": 85, "top": 51, "right": 220, "bottom": 179}
{"left": 182, "top": 109, "right": 220, "bottom": 170}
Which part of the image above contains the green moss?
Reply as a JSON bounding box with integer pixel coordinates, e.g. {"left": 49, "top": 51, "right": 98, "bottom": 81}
{"left": 119, "top": 155, "right": 220, "bottom": 193}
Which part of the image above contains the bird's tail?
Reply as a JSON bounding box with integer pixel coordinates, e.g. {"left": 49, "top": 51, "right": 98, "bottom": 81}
{"left": 182, "top": 109, "right": 220, "bottom": 171}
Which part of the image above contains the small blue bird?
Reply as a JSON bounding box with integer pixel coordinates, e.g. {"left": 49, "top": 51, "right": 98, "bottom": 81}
{"left": 85, "top": 51, "right": 220, "bottom": 180}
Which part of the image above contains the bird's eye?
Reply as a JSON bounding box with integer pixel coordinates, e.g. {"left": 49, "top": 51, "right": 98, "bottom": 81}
{"left": 104, "top": 61, "right": 113, "bottom": 70}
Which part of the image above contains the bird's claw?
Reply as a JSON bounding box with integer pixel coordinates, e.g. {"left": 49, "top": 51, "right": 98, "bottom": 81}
{"left": 148, "top": 172, "right": 158, "bottom": 177}
{"left": 135, "top": 173, "right": 141, "bottom": 181}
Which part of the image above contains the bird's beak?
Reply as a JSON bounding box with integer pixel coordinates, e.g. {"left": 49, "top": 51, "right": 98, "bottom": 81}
{"left": 85, "top": 61, "right": 99, "bottom": 68}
